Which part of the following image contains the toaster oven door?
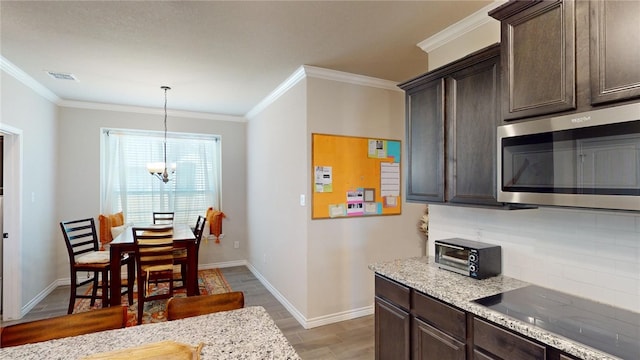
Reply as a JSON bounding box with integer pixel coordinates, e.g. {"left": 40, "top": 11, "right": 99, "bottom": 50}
{"left": 435, "top": 244, "right": 469, "bottom": 276}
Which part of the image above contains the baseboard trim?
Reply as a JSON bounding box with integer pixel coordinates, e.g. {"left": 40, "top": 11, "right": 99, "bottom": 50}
{"left": 305, "top": 305, "right": 374, "bottom": 329}
{"left": 243, "top": 262, "right": 372, "bottom": 329}
{"left": 199, "top": 260, "right": 248, "bottom": 270}
{"left": 21, "top": 279, "right": 66, "bottom": 318}
{"left": 244, "top": 262, "right": 310, "bottom": 328}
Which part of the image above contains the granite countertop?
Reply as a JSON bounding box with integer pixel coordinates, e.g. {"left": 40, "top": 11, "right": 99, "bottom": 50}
{"left": 369, "top": 257, "right": 622, "bottom": 360}
{"left": 0, "top": 306, "right": 301, "bottom": 360}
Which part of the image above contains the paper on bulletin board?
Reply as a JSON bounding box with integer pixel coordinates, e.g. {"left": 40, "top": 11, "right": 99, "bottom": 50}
{"left": 314, "top": 166, "right": 333, "bottom": 192}
{"left": 346, "top": 189, "right": 365, "bottom": 216}
{"left": 380, "top": 163, "right": 400, "bottom": 196}
{"left": 368, "top": 139, "right": 387, "bottom": 158}
{"left": 328, "top": 204, "right": 346, "bottom": 218}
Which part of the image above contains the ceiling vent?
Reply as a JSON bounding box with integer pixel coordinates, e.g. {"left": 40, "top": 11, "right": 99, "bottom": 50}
{"left": 46, "top": 71, "right": 78, "bottom": 81}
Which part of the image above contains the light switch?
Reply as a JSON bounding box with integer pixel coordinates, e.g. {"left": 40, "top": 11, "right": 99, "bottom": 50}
{"left": 300, "top": 194, "right": 305, "bottom": 206}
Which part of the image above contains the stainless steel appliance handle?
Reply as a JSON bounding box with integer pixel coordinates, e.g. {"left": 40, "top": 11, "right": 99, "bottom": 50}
{"left": 436, "top": 243, "right": 465, "bottom": 251}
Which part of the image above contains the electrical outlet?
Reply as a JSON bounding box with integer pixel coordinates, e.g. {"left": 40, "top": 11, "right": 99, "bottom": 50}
{"left": 234, "top": 241, "right": 239, "bottom": 249}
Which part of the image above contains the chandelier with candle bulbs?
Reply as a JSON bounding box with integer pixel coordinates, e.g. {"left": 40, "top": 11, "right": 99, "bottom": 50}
{"left": 147, "top": 86, "right": 176, "bottom": 183}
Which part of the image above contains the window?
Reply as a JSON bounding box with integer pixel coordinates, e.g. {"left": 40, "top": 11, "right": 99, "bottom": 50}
{"left": 101, "top": 129, "right": 220, "bottom": 225}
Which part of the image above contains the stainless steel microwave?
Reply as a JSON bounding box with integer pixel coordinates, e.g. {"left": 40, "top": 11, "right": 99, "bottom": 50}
{"left": 497, "top": 102, "right": 640, "bottom": 211}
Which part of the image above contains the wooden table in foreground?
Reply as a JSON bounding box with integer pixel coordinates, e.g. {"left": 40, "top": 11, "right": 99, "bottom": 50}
{"left": 109, "top": 223, "right": 198, "bottom": 306}
{"left": 0, "top": 306, "right": 301, "bottom": 360}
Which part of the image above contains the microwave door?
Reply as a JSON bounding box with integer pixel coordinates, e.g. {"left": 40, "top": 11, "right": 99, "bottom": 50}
{"left": 498, "top": 103, "right": 640, "bottom": 211}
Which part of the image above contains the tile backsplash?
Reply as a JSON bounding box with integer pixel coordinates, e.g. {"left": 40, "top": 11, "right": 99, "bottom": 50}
{"left": 428, "top": 204, "right": 640, "bottom": 312}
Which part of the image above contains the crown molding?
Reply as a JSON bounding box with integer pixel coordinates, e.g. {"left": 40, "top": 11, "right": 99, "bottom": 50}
{"left": 245, "top": 66, "right": 308, "bottom": 119}
{"left": 1, "top": 56, "right": 60, "bottom": 103}
{"left": 246, "top": 65, "right": 400, "bottom": 119}
{"left": 59, "top": 99, "right": 246, "bottom": 122}
{"left": 417, "top": 1, "right": 506, "bottom": 53}
{"left": 302, "top": 65, "right": 400, "bottom": 91}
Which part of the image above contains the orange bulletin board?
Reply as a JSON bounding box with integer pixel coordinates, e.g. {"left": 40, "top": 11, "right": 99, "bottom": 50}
{"left": 312, "top": 133, "right": 401, "bottom": 219}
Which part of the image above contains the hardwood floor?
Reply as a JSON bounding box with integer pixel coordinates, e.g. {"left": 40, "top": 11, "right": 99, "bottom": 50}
{"left": 1, "top": 265, "right": 375, "bottom": 359}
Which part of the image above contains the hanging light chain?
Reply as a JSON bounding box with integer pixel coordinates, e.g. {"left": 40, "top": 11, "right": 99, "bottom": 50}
{"left": 161, "top": 86, "right": 171, "bottom": 183}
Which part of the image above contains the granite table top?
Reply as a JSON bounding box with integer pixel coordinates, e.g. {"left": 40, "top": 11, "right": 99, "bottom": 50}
{"left": 369, "top": 257, "right": 624, "bottom": 360}
{"left": 0, "top": 306, "right": 301, "bottom": 360}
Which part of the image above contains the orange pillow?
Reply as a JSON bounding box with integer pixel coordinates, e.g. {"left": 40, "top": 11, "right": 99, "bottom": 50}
{"left": 98, "top": 212, "right": 124, "bottom": 250}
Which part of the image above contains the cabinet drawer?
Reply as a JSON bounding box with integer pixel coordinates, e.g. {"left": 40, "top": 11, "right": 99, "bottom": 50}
{"left": 412, "top": 291, "right": 466, "bottom": 340}
{"left": 375, "top": 275, "right": 410, "bottom": 311}
{"left": 474, "top": 318, "right": 545, "bottom": 360}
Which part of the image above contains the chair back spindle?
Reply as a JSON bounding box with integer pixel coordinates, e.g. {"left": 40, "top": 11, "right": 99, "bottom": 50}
{"left": 152, "top": 212, "right": 174, "bottom": 225}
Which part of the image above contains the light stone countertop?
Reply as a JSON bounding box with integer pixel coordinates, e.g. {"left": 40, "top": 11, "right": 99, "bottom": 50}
{"left": 0, "top": 306, "right": 300, "bottom": 360}
{"left": 369, "top": 257, "right": 623, "bottom": 360}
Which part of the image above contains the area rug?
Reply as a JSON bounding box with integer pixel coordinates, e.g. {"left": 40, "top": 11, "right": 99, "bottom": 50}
{"left": 73, "top": 268, "right": 232, "bottom": 326}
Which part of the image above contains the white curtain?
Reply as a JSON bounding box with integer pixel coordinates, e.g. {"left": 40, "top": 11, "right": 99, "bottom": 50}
{"left": 102, "top": 130, "right": 220, "bottom": 225}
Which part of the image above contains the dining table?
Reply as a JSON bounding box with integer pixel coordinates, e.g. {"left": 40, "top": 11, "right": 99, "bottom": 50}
{"left": 109, "top": 223, "right": 198, "bottom": 306}
{"left": 0, "top": 306, "right": 301, "bottom": 359}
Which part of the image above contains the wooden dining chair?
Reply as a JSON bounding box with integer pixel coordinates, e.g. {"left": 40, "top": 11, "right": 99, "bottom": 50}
{"left": 60, "top": 218, "right": 135, "bottom": 314}
{"left": 132, "top": 226, "right": 175, "bottom": 325}
{"left": 166, "top": 292, "right": 245, "bottom": 321}
{"left": 173, "top": 215, "right": 206, "bottom": 293}
{"left": 152, "top": 211, "right": 174, "bottom": 225}
{"left": 0, "top": 305, "right": 127, "bottom": 348}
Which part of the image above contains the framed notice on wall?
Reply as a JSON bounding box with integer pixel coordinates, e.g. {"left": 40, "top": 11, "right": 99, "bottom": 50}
{"left": 311, "top": 133, "right": 401, "bottom": 219}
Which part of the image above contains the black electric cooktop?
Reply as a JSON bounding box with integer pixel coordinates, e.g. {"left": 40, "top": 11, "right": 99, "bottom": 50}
{"left": 473, "top": 285, "right": 640, "bottom": 360}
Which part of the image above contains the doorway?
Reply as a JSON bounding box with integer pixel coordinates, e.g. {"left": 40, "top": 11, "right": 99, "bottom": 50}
{"left": 1, "top": 125, "right": 23, "bottom": 321}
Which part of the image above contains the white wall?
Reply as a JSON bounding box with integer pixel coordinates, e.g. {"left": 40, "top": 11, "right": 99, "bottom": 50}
{"left": 247, "top": 69, "right": 426, "bottom": 327}
{"left": 425, "top": 9, "right": 640, "bottom": 312}
{"left": 1, "top": 72, "right": 58, "bottom": 315}
{"left": 246, "top": 79, "right": 309, "bottom": 318}
{"left": 306, "top": 77, "right": 425, "bottom": 321}
{"left": 56, "top": 106, "right": 248, "bottom": 277}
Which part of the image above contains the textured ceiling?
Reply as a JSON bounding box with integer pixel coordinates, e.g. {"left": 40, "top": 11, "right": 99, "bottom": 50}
{"left": 1, "top": 1, "right": 492, "bottom": 117}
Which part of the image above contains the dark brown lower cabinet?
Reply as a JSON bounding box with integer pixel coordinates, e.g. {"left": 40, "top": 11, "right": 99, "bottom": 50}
{"left": 374, "top": 274, "right": 592, "bottom": 360}
{"left": 375, "top": 297, "right": 410, "bottom": 360}
{"left": 375, "top": 275, "right": 411, "bottom": 360}
{"left": 473, "top": 318, "right": 545, "bottom": 360}
{"left": 413, "top": 317, "right": 466, "bottom": 360}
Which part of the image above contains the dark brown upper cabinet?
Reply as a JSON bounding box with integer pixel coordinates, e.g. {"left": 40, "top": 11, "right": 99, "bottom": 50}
{"left": 399, "top": 44, "right": 502, "bottom": 207}
{"left": 490, "top": 0, "right": 640, "bottom": 121}
{"left": 490, "top": 0, "right": 576, "bottom": 121}
{"left": 403, "top": 77, "right": 445, "bottom": 203}
{"left": 589, "top": 0, "right": 640, "bottom": 105}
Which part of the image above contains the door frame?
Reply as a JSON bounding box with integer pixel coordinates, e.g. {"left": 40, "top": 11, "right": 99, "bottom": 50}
{"left": 1, "top": 124, "right": 23, "bottom": 321}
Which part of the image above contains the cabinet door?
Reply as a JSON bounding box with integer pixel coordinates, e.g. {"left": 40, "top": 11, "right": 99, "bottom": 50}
{"left": 412, "top": 317, "right": 466, "bottom": 360}
{"left": 492, "top": 0, "right": 576, "bottom": 120}
{"left": 406, "top": 79, "right": 445, "bottom": 202}
{"left": 590, "top": 0, "right": 640, "bottom": 104}
{"left": 446, "top": 51, "right": 502, "bottom": 206}
{"left": 375, "top": 297, "right": 410, "bottom": 360}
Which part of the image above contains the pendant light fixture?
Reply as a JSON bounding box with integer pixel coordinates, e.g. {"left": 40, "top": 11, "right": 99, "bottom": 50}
{"left": 147, "top": 85, "right": 176, "bottom": 183}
